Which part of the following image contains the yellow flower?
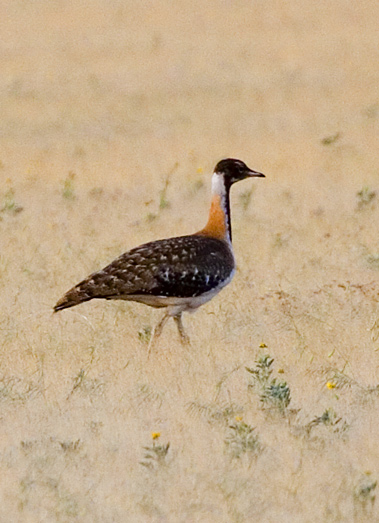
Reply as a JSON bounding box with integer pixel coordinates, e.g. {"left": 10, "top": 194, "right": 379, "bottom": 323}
{"left": 326, "top": 381, "right": 336, "bottom": 389}
{"left": 151, "top": 432, "right": 161, "bottom": 440}
{"left": 196, "top": 167, "right": 204, "bottom": 174}
{"left": 259, "top": 343, "right": 267, "bottom": 348}
{"left": 235, "top": 416, "right": 243, "bottom": 422}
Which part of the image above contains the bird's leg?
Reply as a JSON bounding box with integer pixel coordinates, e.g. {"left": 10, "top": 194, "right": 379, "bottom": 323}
{"left": 174, "top": 313, "right": 190, "bottom": 346}
{"left": 147, "top": 311, "right": 169, "bottom": 356}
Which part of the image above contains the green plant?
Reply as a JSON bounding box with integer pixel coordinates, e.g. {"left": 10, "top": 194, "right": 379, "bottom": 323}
{"left": 186, "top": 401, "right": 243, "bottom": 424}
{"left": 239, "top": 186, "right": 255, "bottom": 212}
{"left": 159, "top": 176, "right": 171, "bottom": 210}
{"left": 1, "top": 187, "right": 23, "bottom": 214}
{"left": 246, "top": 353, "right": 291, "bottom": 413}
{"left": 59, "top": 439, "right": 82, "bottom": 452}
{"left": 320, "top": 132, "right": 341, "bottom": 145}
{"left": 67, "top": 368, "right": 104, "bottom": 399}
{"left": 62, "top": 172, "right": 76, "bottom": 200}
{"left": 191, "top": 179, "right": 204, "bottom": 194}
{"left": 225, "top": 418, "right": 262, "bottom": 459}
{"left": 138, "top": 325, "right": 152, "bottom": 344}
{"left": 357, "top": 186, "right": 376, "bottom": 210}
{"left": 159, "top": 162, "right": 178, "bottom": 210}
{"left": 246, "top": 354, "right": 274, "bottom": 387}
{"left": 260, "top": 380, "right": 291, "bottom": 412}
{"left": 306, "top": 408, "right": 348, "bottom": 435}
{"left": 354, "top": 472, "right": 377, "bottom": 516}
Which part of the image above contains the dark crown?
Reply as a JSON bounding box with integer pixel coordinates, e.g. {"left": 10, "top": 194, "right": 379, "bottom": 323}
{"left": 214, "top": 158, "right": 264, "bottom": 184}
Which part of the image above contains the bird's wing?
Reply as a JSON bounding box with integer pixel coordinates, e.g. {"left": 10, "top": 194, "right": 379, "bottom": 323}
{"left": 54, "top": 235, "right": 234, "bottom": 311}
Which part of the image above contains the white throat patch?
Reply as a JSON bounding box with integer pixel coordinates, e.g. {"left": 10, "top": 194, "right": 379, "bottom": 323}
{"left": 211, "top": 173, "right": 227, "bottom": 197}
{"left": 211, "top": 172, "right": 232, "bottom": 245}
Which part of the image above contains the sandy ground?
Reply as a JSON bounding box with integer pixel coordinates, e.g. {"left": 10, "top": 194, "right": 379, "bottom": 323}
{"left": 1, "top": 1, "right": 379, "bottom": 521}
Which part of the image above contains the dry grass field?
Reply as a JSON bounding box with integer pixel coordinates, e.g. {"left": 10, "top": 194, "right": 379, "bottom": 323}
{"left": 1, "top": 0, "right": 379, "bottom": 521}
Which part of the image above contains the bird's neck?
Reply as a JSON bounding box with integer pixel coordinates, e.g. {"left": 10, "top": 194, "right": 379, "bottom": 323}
{"left": 198, "top": 173, "right": 232, "bottom": 244}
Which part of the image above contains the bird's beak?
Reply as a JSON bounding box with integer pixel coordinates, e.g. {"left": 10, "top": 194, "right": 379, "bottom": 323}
{"left": 247, "top": 168, "right": 265, "bottom": 178}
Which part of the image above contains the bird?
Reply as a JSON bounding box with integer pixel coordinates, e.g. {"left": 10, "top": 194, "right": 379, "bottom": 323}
{"left": 54, "top": 158, "right": 265, "bottom": 350}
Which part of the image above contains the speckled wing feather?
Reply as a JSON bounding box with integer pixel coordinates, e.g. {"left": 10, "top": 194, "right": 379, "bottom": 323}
{"left": 54, "top": 235, "right": 235, "bottom": 311}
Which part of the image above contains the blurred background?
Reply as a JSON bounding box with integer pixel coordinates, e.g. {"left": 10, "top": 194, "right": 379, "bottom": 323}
{"left": 2, "top": 0, "right": 378, "bottom": 188}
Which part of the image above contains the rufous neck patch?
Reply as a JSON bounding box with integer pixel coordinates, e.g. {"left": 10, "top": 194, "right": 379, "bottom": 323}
{"left": 198, "top": 195, "right": 229, "bottom": 241}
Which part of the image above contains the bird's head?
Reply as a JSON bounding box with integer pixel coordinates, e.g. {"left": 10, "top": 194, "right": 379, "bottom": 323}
{"left": 214, "top": 158, "right": 265, "bottom": 186}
